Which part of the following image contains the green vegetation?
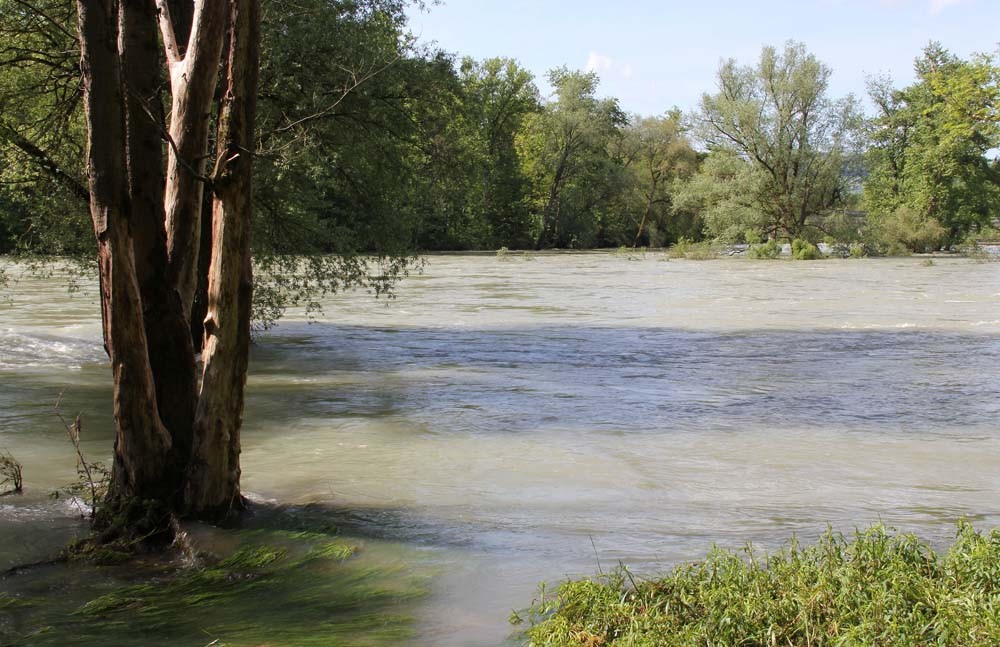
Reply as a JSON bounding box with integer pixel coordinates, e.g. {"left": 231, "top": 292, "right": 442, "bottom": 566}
{"left": 669, "top": 238, "right": 721, "bottom": 260}
{"left": 3, "top": 1, "right": 994, "bottom": 302}
{"left": 866, "top": 46, "right": 1000, "bottom": 250}
{"left": 791, "top": 239, "right": 824, "bottom": 260}
{"left": 865, "top": 206, "right": 949, "bottom": 256}
{"left": 695, "top": 43, "right": 861, "bottom": 242}
{"left": 2, "top": 526, "right": 427, "bottom": 647}
{"left": 519, "top": 523, "right": 1000, "bottom": 646}
{"left": 747, "top": 239, "right": 782, "bottom": 259}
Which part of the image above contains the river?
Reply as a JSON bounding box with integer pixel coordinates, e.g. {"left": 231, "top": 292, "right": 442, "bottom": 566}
{"left": 2, "top": 253, "right": 999, "bottom": 645}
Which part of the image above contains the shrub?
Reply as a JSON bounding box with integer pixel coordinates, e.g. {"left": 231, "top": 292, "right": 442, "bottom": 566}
{"left": 747, "top": 239, "right": 782, "bottom": 259}
{"left": 865, "top": 206, "right": 948, "bottom": 255}
{"left": 669, "top": 237, "right": 693, "bottom": 257}
{"left": 519, "top": 523, "right": 1000, "bottom": 646}
{"left": 0, "top": 450, "right": 23, "bottom": 495}
{"left": 791, "top": 239, "right": 823, "bottom": 260}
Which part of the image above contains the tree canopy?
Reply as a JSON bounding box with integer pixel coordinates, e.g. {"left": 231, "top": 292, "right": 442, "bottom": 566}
{"left": 1, "top": 15, "right": 998, "bottom": 270}
{"left": 864, "top": 43, "right": 1000, "bottom": 250}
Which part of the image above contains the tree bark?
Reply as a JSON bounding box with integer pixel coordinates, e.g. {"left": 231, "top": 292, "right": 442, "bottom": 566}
{"left": 71, "top": 0, "right": 260, "bottom": 540}
{"left": 77, "top": 0, "right": 174, "bottom": 528}
{"left": 185, "top": 0, "right": 259, "bottom": 518}
{"left": 159, "top": 0, "right": 227, "bottom": 320}
{"left": 119, "top": 0, "right": 199, "bottom": 480}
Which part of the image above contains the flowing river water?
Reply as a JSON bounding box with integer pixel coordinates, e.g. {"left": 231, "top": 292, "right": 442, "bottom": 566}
{"left": 2, "top": 253, "right": 1000, "bottom": 645}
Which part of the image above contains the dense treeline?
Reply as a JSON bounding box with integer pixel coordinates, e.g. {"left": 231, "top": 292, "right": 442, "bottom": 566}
{"left": 1, "top": 1, "right": 998, "bottom": 263}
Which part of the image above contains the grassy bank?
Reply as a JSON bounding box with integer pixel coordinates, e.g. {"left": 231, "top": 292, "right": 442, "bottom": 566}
{"left": 519, "top": 523, "right": 1000, "bottom": 646}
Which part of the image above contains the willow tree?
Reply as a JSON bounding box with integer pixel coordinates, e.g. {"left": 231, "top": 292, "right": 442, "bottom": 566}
{"left": 75, "top": 0, "right": 260, "bottom": 542}
{"left": 697, "top": 42, "right": 861, "bottom": 239}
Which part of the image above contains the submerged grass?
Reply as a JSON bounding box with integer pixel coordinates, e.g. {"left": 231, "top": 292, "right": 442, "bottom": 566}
{"left": 2, "top": 524, "right": 427, "bottom": 647}
{"left": 519, "top": 523, "right": 1000, "bottom": 646}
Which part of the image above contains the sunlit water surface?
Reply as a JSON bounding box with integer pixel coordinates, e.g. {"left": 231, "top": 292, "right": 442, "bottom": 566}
{"left": 2, "top": 253, "right": 999, "bottom": 645}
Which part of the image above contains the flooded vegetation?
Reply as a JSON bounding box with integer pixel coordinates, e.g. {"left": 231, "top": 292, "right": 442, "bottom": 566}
{"left": 2, "top": 253, "right": 999, "bottom": 644}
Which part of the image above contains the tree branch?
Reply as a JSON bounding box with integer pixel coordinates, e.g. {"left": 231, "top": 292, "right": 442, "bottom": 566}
{"left": 271, "top": 55, "right": 401, "bottom": 135}
{"left": 0, "top": 120, "right": 88, "bottom": 202}
{"left": 155, "top": 0, "right": 180, "bottom": 65}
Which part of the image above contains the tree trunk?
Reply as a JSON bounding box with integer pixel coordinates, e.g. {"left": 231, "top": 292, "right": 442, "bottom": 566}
{"left": 160, "top": 0, "right": 227, "bottom": 320}
{"left": 185, "top": 0, "right": 259, "bottom": 518}
{"left": 77, "top": 0, "right": 174, "bottom": 536}
{"left": 75, "top": 0, "right": 259, "bottom": 542}
{"left": 120, "top": 0, "right": 198, "bottom": 487}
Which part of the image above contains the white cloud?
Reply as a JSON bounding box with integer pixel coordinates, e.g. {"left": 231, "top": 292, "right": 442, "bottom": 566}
{"left": 929, "top": 0, "right": 964, "bottom": 13}
{"left": 585, "top": 52, "right": 637, "bottom": 82}
{"left": 585, "top": 51, "right": 613, "bottom": 74}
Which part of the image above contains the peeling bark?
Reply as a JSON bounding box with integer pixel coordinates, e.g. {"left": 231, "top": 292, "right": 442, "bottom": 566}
{"left": 159, "top": 0, "right": 227, "bottom": 319}
{"left": 186, "top": 0, "right": 259, "bottom": 517}
{"left": 77, "top": 0, "right": 173, "bottom": 511}
{"left": 119, "top": 0, "right": 198, "bottom": 480}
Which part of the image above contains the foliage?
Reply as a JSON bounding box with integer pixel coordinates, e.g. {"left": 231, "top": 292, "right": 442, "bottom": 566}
{"left": 0, "top": 0, "right": 431, "bottom": 331}
{"left": 864, "top": 45, "right": 1000, "bottom": 245}
{"left": 747, "top": 239, "right": 782, "bottom": 259}
{"left": 669, "top": 237, "right": 721, "bottom": 260}
{"left": 695, "top": 42, "right": 863, "bottom": 240}
{"left": 865, "top": 206, "right": 948, "bottom": 255}
{"left": 0, "top": 0, "right": 90, "bottom": 256}
{"left": 791, "top": 238, "right": 824, "bottom": 260}
{"left": 459, "top": 57, "right": 541, "bottom": 248}
{"left": 672, "top": 150, "right": 766, "bottom": 242}
{"left": 614, "top": 112, "right": 700, "bottom": 247}
{"left": 520, "top": 523, "right": 1000, "bottom": 646}
{"left": 519, "top": 68, "right": 627, "bottom": 248}
{"left": 1, "top": 4, "right": 998, "bottom": 287}
{"left": 251, "top": 254, "right": 419, "bottom": 331}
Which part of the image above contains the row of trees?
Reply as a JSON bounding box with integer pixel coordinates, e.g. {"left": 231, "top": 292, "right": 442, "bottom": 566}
{"left": 2, "top": 6, "right": 997, "bottom": 263}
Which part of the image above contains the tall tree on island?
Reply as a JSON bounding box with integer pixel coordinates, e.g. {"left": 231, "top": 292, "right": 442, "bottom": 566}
{"left": 75, "top": 0, "right": 260, "bottom": 543}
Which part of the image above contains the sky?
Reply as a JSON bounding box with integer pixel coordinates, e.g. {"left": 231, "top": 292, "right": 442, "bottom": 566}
{"left": 405, "top": 0, "right": 1000, "bottom": 116}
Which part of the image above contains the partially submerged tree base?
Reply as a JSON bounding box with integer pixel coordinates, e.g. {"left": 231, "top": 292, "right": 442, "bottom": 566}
{"left": 2, "top": 520, "right": 426, "bottom": 647}
{"left": 73, "top": 0, "right": 261, "bottom": 544}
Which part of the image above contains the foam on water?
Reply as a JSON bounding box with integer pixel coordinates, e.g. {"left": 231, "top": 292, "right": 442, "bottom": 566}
{"left": 0, "top": 329, "right": 104, "bottom": 370}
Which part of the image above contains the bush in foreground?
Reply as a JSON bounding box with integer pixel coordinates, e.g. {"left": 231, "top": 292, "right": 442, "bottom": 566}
{"left": 519, "top": 523, "right": 1000, "bottom": 646}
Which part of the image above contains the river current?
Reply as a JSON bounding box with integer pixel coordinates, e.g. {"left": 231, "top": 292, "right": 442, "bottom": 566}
{"left": 2, "top": 253, "right": 999, "bottom": 645}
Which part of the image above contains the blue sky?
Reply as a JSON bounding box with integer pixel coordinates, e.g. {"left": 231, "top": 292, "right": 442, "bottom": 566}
{"left": 406, "top": 0, "right": 999, "bottom": 116}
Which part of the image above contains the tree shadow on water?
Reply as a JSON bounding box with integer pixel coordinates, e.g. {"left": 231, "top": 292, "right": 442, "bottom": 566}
{"left": 246, "top": 323, "right": 1000, "bottom": 435}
